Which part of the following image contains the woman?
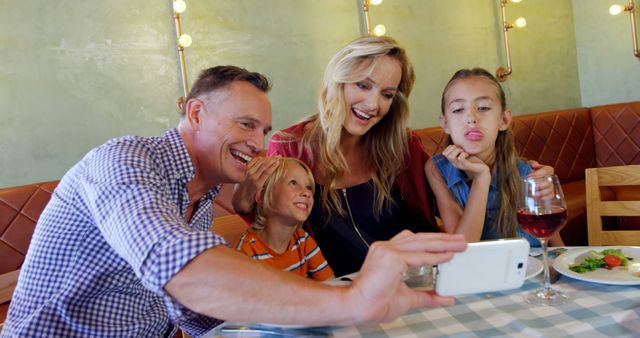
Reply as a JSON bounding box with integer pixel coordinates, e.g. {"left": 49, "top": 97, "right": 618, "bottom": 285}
{"left": 234, "top": 36, "right": 550, "bottom": 276}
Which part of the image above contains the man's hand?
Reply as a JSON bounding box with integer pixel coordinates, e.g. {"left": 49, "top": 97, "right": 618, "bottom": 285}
{"left": 232, "top": 156, "right": 280, "bottom": 215}
{"left": 347, "top": 231, "right": 467, "bottom": 324}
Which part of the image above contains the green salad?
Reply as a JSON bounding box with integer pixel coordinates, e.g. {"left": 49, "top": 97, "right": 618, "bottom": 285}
{"left": 569, "top": 249, "right": 631, "bottom": 273}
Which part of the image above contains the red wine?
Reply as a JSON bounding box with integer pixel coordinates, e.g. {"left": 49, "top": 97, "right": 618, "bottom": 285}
{"left": 517, "top": 207, "right": 567, "bottom": 239}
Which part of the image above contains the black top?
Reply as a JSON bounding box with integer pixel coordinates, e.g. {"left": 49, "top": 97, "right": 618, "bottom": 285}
{"left": 306, "top": 180, "right": 435, "bottom": 276}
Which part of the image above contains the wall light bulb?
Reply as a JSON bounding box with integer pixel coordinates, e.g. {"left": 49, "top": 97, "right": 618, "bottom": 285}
{"left": 373, "top": 24, "right": 386, "bottom": 36}
{"left": 515, "top": 17, "right": 527, "bottom": 28}
{"left": 173, "top": 0, "right": 187, "bottom": 14}
{"left": 178, "top": 34, "right": 192, "bottom": 48}
{"left": 609, "top": 4, "right": 623, "bottom": 16}
{"left": 370, "top": 0, "right": 383, "bottom": 5}
{"left": 511, "top": 0, "right": 523, "bottom": 3}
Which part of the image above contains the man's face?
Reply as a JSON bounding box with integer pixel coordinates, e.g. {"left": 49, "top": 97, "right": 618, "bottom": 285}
{"left": 191, "top": 81, "right": 272, "bottom": 185}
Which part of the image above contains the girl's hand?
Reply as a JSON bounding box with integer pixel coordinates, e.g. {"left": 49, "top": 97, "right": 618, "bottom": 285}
{"left": 442, "top": 145, "right": 490, "bottom": 179}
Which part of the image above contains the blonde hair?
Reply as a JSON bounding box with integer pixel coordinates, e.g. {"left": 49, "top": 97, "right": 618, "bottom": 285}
{"left": 252, "top": 158, "right": 315, "bottom": 232}
{"left": 277, "top": 36, "right": 415, "bottom": 219}
{"left": 441, "top": 68, "right": 522, "bottom": 237}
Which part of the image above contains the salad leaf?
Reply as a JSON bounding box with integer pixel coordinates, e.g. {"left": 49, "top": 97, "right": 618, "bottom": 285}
{"left": 569, "top": 249, "right": 630, "bottom": 273}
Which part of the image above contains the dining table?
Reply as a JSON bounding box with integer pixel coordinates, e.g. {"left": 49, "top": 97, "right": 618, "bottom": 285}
{"left": 204, "top": 247, "right": 640, "bottom": 337}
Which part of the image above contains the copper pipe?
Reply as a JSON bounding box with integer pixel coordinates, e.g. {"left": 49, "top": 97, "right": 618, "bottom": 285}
{"left": 496, "top": 0, "right": 513, "bottom": 82}
{"left": 173, "top": 10, "right": 189, "bottom": 98}
{"left": 627, "top": 0, "right": 640, "bottom": 57}
{"left": 363, "top": 0, "right": 372, "bottom": 35}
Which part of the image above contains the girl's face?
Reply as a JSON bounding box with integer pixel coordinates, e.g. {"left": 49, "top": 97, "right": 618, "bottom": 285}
{"left": 341, "top": 55, "right": 402, "bottom": 138}
{"left": 267, "top": 163, "right": 314, "bottom": 226}
{"left": 440, "top": 77, "right": 511, "bottom": 163}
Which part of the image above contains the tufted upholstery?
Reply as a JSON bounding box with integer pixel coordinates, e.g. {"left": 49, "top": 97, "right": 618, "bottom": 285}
{"left": 591, "top": 102, "right": 640, "bottom": 167}
{"left": 413, "top": 101, "right": 640, "bottom": 246}
{"left": 0, "top": 181, "right": 58, "bottom": 276}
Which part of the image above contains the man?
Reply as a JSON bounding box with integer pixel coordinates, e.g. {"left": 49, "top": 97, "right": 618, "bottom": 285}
{"left": 3, "top": 66, "right": 467, "bottom": 337}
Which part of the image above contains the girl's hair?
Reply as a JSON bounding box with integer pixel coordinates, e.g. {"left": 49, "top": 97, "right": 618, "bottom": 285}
{"left": 277, "top": 35, "right": 415, "bottom": 219}
{"left": 440, "top": 68, "right": 521, "bottom": 238}
{"left": 252, "top": 158, "right": 315, "bottom": 232}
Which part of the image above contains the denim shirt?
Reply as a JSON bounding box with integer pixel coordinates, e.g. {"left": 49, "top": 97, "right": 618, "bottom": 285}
{"left": 432, "top": 154, "right": 540, "bottom": 247}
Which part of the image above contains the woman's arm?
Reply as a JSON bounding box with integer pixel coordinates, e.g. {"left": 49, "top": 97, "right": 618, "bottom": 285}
{"left": 231, "top": 156, "right": 280, "bottom": 215}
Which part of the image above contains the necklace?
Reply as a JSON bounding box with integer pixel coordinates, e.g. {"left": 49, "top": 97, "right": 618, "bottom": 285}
{"left": 341, "top": 188, "right": 370, "bottom": 248}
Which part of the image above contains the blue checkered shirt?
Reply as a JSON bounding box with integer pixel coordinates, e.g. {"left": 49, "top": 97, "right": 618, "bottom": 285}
{"left": 3, "top": 128, "right": 226, "bottom": 337}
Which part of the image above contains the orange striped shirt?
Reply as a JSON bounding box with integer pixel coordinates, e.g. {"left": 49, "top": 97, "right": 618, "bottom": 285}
{"left": 235, "top": 228, "right": 334, "bottom": 281}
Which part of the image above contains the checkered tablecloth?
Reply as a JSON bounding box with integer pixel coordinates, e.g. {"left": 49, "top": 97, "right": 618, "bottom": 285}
{"left": 331, "top": 277, "right": 640, "bottom": 338}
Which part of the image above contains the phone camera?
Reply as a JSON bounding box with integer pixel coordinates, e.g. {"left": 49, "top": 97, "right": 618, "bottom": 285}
{"left": 517, "top": 262, "right": 524, "bottom": 269}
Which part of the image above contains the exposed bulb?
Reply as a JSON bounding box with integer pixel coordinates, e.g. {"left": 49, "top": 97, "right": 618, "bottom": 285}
{"left": 515, "top": 17, "right": 527, "bottom": 28}
{"left": 178, "top": 34, "right": 192, "bottom": 48}
{"left": 373, "top": 24, "right": 386, "bottom": 36}
{"left": 370, "top": 0, "right": 383, "bottom": 5}
{"left": 511, "top": 0, "right": 523, "bottom": 3}
{"left": 173, "top": 0, "right": 187, "bottom": 14}
{"left": 609, "top": 4, "right": 623, "bottom": 16}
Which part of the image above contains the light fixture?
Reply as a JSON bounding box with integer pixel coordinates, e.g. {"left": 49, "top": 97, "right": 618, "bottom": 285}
{"left": 178, "top": 34, "right": 192, "bottom": 48}
{"left": 172, "top": 0, "right": 190, "bottom": 100}
{"left": 609, "top": 0, "right": 640, "bottom": 58}
{"left": 373, "top": 24, "right": 386, "bottom": 37}
{"left": 173, "top": 0, "right": 186, "bottom": 14}
{"left": 496, "top": 0, "right": 527, "bottom": 82}
{"left": 362, "top": 0, "right": 385, "bottom": 36}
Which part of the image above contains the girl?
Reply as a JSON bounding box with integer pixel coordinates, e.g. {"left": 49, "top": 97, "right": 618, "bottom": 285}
{"left": 426, "top": 68, "right": 563, "bottom": 246}
{"left": 235, "top": 158, "right": 334, "bottom": 281}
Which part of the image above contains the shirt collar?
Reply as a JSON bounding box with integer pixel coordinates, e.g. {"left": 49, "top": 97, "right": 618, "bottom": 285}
{"left": 164, "top": 128, "right": 195, "bottom": 183}
{"left": 164, "top": 128, "right": 221, "bottom": 199}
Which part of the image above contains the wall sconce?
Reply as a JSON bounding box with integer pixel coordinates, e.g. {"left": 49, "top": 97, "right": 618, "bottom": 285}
{"left": 496, "top": 0, "right": 527, "bottom": 82}
{"left": 172, "top": 0, "right": 191, "bottom": 101}
{"left": 609, "top": 0, "right": 640, "bottom": 58}
{"left": 362, "top": 0, "right": 386, "bottom": 36}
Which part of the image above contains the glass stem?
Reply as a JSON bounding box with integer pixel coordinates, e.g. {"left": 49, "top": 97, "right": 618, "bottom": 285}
{"left": 540, "top": 238, "right": 552, "bottom": 291}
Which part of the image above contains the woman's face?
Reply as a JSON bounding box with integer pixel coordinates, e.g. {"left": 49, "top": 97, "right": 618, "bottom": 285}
{"left": 341, "top": 55, "right": 402, "bottom": 138}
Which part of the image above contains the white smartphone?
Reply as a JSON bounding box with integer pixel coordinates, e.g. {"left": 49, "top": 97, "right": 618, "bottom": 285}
{"left": 435, "top": 238, "right": 530, "bottom": 296}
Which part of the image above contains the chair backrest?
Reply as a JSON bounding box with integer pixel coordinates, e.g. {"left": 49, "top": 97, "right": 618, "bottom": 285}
{"left": 586, "top": 165, "right": 640, "bottom": 245}
{"left": 212, "top": 214, "right": 249, "bottom": 247}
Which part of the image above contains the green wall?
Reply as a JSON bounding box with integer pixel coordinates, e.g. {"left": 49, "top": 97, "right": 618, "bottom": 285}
{"left": 572, "top": 0, "right": 640, "bottom": 106}
{"left": 0, "top": 0, "right": 634, "bottom": 187}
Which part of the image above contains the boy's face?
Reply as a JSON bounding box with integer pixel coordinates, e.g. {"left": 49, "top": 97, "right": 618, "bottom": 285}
{"left": 267, "top": 162, "right": 314, "bottom": 225}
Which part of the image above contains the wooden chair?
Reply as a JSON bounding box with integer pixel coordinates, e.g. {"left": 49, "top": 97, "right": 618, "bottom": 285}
{"left": 211, "top": 214, "right": 249, "bottom": 247}
{"left": 586, "top": 165, "right": 640, "bottom": 245}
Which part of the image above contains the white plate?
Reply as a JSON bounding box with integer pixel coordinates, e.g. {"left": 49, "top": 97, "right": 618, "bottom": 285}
{"left": 526, "top": 256, "right": 544, "bottom": 280}
{"left": 552, "top": 246, "right": 640, "bottom": 285}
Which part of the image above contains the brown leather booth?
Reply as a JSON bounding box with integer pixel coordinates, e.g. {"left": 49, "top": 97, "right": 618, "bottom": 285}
{"left": 0, "top": 180, "right": 58, "bottom": 323}
{"left": 414, "top": 101, "right": 640, "bottom": 245}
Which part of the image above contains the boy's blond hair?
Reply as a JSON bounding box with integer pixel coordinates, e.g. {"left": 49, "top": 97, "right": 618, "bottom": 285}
{"left": 252, "top": 158, "right": 315, "bottom": 231}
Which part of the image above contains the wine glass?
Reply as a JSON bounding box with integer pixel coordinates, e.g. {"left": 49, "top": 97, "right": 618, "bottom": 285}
{"left": 517, "top": 174, "right": 569, "bottom": 305}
